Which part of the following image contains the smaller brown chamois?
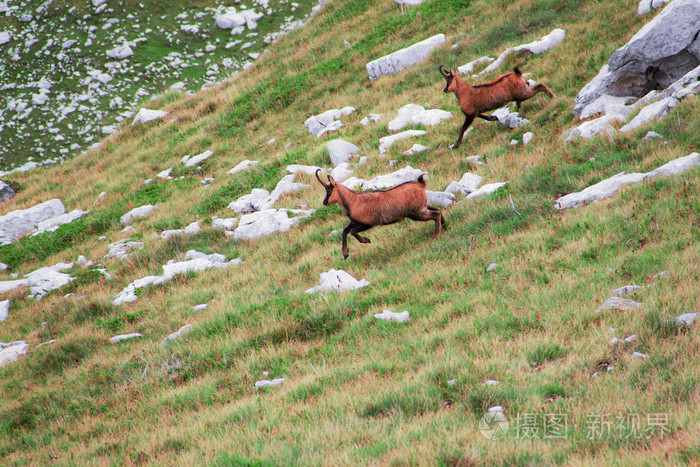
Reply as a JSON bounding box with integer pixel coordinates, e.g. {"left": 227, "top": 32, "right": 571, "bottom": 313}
{"left": 316, "top": 169, "right": 444, "bottom": 259}
{"left": 439, "top": 64, "right": 555, "bottom": 149}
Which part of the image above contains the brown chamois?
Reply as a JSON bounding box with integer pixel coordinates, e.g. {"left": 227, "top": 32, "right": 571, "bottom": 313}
{"left": 315, "top": 169, "right": 445, "bottom": 259}
{"left": 439, "top": 64, "right": 555, "bottom": 149}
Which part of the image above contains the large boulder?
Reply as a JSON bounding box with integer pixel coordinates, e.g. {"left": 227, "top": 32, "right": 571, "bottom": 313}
{"left": 387, "top": 104, "right": 452, "bottom": 132}
{"left": 0, "top": 181, "right": 16, "bottom": 202}
{"left": 366, "top": 34, "right": 446, "bottom": 81}
{"left": 0, "top": 199, "right": 66, "bottom": 245}
{"left": 573, "top": 0, "right": 700, "bottom": 118}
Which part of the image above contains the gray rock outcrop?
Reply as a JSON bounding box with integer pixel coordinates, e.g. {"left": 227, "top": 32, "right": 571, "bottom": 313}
{"left": 0, "top": 199, "right": 66, "bottom": 245}
{"left": 366, "top": 34, "right": 446, "bottom": 81}
{"left": 0, "top": 181, "right": 16, "bottom": 202}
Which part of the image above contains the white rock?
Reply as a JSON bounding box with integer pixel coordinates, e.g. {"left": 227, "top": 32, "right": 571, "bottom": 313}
{"left": 233, "top": 209, "right": 314, "bottom": 240}
{"left": 466, "top": 182, "right": 508, "bottom": 200}
{"left": 106, "top": 44, "right": 134, "bottom": 60}
{"left": 304, "top": 107, "right": 355, "bottom": 137}
{"left": 579, "top": 95, "right": 635, "bottom": 121}
{"left": 212, "top": 217, "right": 238, "bottom": 230}
{"left": 596, "top": 297, "right": 642, "bottom": 313}
{"left": 0, "top": 31, "right": 12, "bottom": 45}
{"left": 305, "top": 269, "right": 370, "bottom": 294}
{"left": 480, "top": 29, "right": 565, "bottom": 75}
{"left": 675, "top": 313, "right": 697, "bottom": 326}
{"left": 330, "top": 163, "right": 353, "bottom": 182}
{"left": 643, "top": 131, "right": 664, "bottom": 140}
{"left": 192, "top": 304, "right": 208, "bottom": 311}
{"left": 631, "top": 351, "right": 649, "bottom": 359}
{"left": 373, "top": 309, "right": 410, "bottom": 322}
{"left": 486, "top": 263, "right": 499, "bottom": 272}
{"left": 638, "top": 0, "right": 671, "bottom": 15}
{"left": 0, "top": 199, "right": 65, "bottom": 245}
{"left": 457, "top": 56, "right": 494, "bottom": 75}
{"left": 403, "top": 144, "right": 429, "bottom": 156}
{"left": 345, "top": 166, "right": 425, "bottom": 191}
{"left": 522, "top": 132, "right": 533, "bottom": 145}
{"left": 359, "top": 113, "right": 383, "bottom": 126}
{"left": 565, "top": 114, "right": 627, "bottom": 143}
{"left": 492, "top": 106, "right": 529, "bottom": 128}
{"left": 555, "top": 153, "right": 700, "bottom": 209}
{"left": 0, "top": 341, "right": 28, "bottom": 366}
{"left": 24, "top": 263, "right": 75, "bottom": 300}
{"left": 255, "top": 378, "right": 285, "bottom": 389}
{"left": 379, "top": 130, "right": 427, "bottom": 154}
{"left": 620, "top": 97, "right": 678, "bottom": 132}
{"left": 132, "top": 108, "right": 168, "bottom": 125}
{"left": 366, "top": 34, "right": 446, "bottom": 81}
{"left": 161, "top": 222, "right": 200, "bottom": 239}
{"left": 612, "top": 285, "right": 643, "bottom": 297}
{"left": 160, "top": 324, "right": 193, "bottom": 347}
{"left": 228, "top": 160, "right": 260, "bottom": 175}
{"left": 156, "top": 167, "right": 173, "bottom": 178}
{"left": 447, "top": 379, "right": 457, "bottom": 386}
{"left": 184, "top": 150, "right": 213, "bottom": 167}
{"left": 427, "top": 191, "right": 455, "bottom": 207}
{"left": 0, "top": 300, "right": 9, "bottom": 321}
{"left": 327, "top": 139, "right": 360, "bottom": 166}
{"left": 484, "top": 380, "right": 499, "bottom": 386}
{"left": 387, "top": 104, "right": 452, "bottom": 132}
{"left": 105, "top": 239, "right": 144, "bottom": 260}
{"left": 286, "top": 165, "right": 323, "bottom": 175}
{"left": 120, "top": 204, "right": 155, "bottom": 224}
{"left": 110, "top": 333, "right": 142, "bottom": 343}
{"left": 34, "top": 209, "right": 88, "bottom": 235}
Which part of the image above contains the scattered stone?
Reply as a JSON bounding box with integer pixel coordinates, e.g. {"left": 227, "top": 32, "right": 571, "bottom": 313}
{"left": 120, "top": 204, "right": 155, "bottom": 224}
{"left": 160, "top": 324, "right": 193, "bottom": 347}
{"left": 466, "top": 155, "right": 486, "bottom": 166}
{"left": 378, "top": 130, "right": 427, "bottom": 154}
{"left": 654, "top": 271, "right": 669, "bottom": 278}
{"left": 457, "top": 56, "right": 494, "bottom": 75}
{"left": 479, "top": 29, "right": 565, "bottom": 76}
{"left": 233, "top": 209, "right": 314, "bottom": 240}
{"left": 620, "top": 97, "right": 678, "bottom": 132}
{"left": 132, "top": 108, "right": 168, "bottom": 125}
{"left": 0, "top": 341, "right": 28, "bottom": 366}
{"left": 255, "top": 378, "right": 285, "bottom": 389}
{"left": 0, "top": 181, "right": 16, "bottom": 202}
{"left": 486, "top": 263, "right": 499, "bottom": 272}
{"left": 110, "top": 333, "right": 142, "bottom": 344}
{"left": 510, "top": 139, "right": 519, "bottom": 147}
{"left": 612, "top": 285, "right": 643, "bottom": 297}
{"left": 366, "top": 34, "right": 447, "bottom": 81}
{"left": 192, "top": 304, "right": 208, "bottom": 311}
{"left": 522, "top": 132, "right": 533, "bottom": 145}
{"left": 33, "top": 209, "right": 88, "bottom": 236}
{"left": 0, "top": 263, "right": 7, "bottom": 271}
{"left": 105, "top": 239, "right": 144, "bottom": 260}
{"left": 343, "top": 166, "right": 424, "bottom": 191}
{"left": 228, "top": 160, "right": 260, "bottom": 175}
{"left": 637, "top": 0, "right": 671, "bottom": 15}
{"left": 484, "top": 380, "right": 499, "bottom": 386}
{"left": 112, "top": 250, "right": 241, "bottom": 306}
{"left": 305, "top": 269, "right": 370, "bottom": 294}
{"left": 609, "top": 337, "right": 620, "bottom": 345}
{"left": 387, "top": 104, "right": 452, "bottom": 132}
{"left": 0, "top": 300, "right": 9, "bottom": 321}
{"left": 160, "top": 222, "right": 200, "bottom": 240}
{"left": 643, "top": 131, "right": 664, "bottom": 140}
{"left": 106, "top": 44, "right": 134, "bottom": 60}
{"left": 447, "top": 379, "right": 457, "bottom": 386}
{"left": 212, "top": 217, "right": 238, "bottom": 231}
{"left": 360, "top": 113, "right": 383, "bottom": 126}
{"left": 624, "top": 334, "right": 638, "bottom": 343}
{"left": 427, "top": 191, "right": 455, "bottom": 207}
{"left": 156, "top": 168, "right": 173, "bottom": 179}
{"left": 373, "top": 309, "right": 410, "bottom": 322}
{"left": 403, "top": 144, "right": 429, "bottom": 156}
{"left": 304, "top": 107, "right": 356, "bottom": 137}
{"left": 466, "top": 182, "right": 508, "bottom": 200}
{"left": 330, "top": 163, "right": 353, "bottom": 182}
{"left": 555, "top": 152, "right": 700, "bottom": 209}
{"left": 327, "top": 139, "right": 360, "bottom": 166}
{"left": 0, "top": 199, "right": 66, "bottom": 245}
{"left": 446, "top": 172, "right": 483, "bottom": 195}
{"left": 631, "top": 351, "right": 649, "bottom": 359}
{"left": 286, "top": 164, "right": 323, "bottom": 176}
{"left": 596, "top": 297, "right": 642, "bottom": 313}
{"left": 183, "top": 149, "right": 213, "bottom": 167}
{"left": 492, "top": 106, "right": 529, "bottom": 128}
{"left": 675, "top": 312, "right": 697, "bottom": 326}
{"left": 35, "top": 339, "right": 57, "bottom": 350}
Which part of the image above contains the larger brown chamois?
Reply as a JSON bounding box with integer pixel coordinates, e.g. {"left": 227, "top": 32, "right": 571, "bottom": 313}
{"left": 315, "top": 169, "right": 445, "bottom": 259}
{"left": 439, "top": 64, "right": 555, "bottom": 149}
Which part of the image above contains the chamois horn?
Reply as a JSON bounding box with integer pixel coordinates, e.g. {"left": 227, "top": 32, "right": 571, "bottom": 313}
{"left": 438, "top": 64, "right": 451, "bottom": 77}
{"left": 315, "top": 168, "right": 328, "bottom": 188}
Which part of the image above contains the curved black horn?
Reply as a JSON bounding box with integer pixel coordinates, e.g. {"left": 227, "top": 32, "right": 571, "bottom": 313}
{"left": 315, "top": 168, "right": 327, "bottom": 187}
{"left": 438, "top": 64, "right": 450, "bottom": 77}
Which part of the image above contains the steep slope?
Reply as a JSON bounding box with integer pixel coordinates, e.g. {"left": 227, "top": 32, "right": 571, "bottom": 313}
{"left": 1, "top": 0, "right": 699, "bottom": 464}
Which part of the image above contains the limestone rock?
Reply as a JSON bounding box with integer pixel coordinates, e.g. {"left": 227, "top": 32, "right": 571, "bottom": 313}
{"left": 446, "top": 173, "right": 483, "bottom": 195}
{"left": 327, "top": 139, "right": 360, "bottom": 166}
{"left": 228, "top": 160, "right": 260, "bottom": 175}
{"left": 492, "top": 106, "right": 529, "bottom": 128}
{"left": 374, "top": 310, "right": 410, "bottom": 322}
{"left": 212, "top": 217, "right": 238, "bottom": 230}
{"left": 620, "top": 97, "right": 678, "bottom": 132}
{"left": 305, "top": 269, "right": 370, "bottom": 294}
{"left": 160, "top": 222, "right": 200, "bottom": 240}
{"left": 330, "top": 163, "right": 353, "bottom": 182}
{"left": 480, "top": 29, "right": 565, "bottom": 76}
{"left": 132, "top": 108, "right": 168, "bottom": 125}
{"left": 403, "top": 144, "right": 429, "bottom": 156}
{"left": 596, "top": 297, "right": 642, "bottom": 312}
{"left": 366, "top": 34, "right": 446, "bottom": 81}
{"left": 0, "top": 341, "right": 28, "bottom": 366}
{"left": 233, "top": 209, "right": 314, "bottom": 240}
{"left": 0, "top": 181, "right": 16, "bottom": 202}
{"left": 427, "top": 191, "right": 455, "bottom": 207}
{"left": 612, "top": 285, "right": 643, "bottom": 297}
{"left": 675, "top": 312, "right": 697, "bottom": 326}
{"left": 466, "top": 182, "right": 508, "bottom": 200}
{"left": 160, "top": 324, "right": 193, "bottom": 347}
{"left": 360, "top": 113, "right": 383, "bottom": 126}
{"left": 305, "top": 107, "right": 355, "bottom": 137}
{"left": 183, "top": 150, "right": 213, "bottom": 167}
{"left": 379, "top": 130, "right": 426, "bottom": 154}
{"left": 0, "top": 199, "right": 65, "bottom": 245}
{"left": 255, "top": 378, "right": 285, "bottom": 389}
{"left": 120, "top": 204, "right": 155, "bottom": 224}
{"left": 110, "top": 333, "right": 142, "bottom": 343}
{"left": 387, "top": 104, "right": 452, "bottom": 132}
{"left": 458, "top": 56, "right": 494, "bottom": 75}
{"left": 105, "top": 239, "right": 144, "bottom": 260}
{"left": 0, "top": 299, "right": 9, "bottom": 321}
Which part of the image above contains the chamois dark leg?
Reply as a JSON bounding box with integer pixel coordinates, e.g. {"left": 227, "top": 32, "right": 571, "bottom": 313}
{"left": 428, "top": 205, "right": 446, "bottom": 227}
{"left": 350, "top": 223, "right": 372, "bottom": 244}
{"left": 477, "top": 113, "right": 498, "bottom": 121}
{"left": 451, "top": 114, "right": 475, "bottom": 149}
{"left": 341, "top": 221, "right": 357, "bottom": 259}
{"left": 409, "top": 207, "right": 443, "bottom": 239}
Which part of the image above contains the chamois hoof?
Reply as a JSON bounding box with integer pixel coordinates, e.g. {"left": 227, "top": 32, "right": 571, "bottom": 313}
{"left": 343, "top": 252, "right": 349, "bottom": 260}
{"left": 358, "top": 236, "right": 371, "bottom": 244}
{"left": 449, "top": 144, "right": 459, "bottom": 150}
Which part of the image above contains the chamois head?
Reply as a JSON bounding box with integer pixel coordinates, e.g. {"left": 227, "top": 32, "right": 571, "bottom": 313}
{"left": 439, "top": 65, "right": 456, "bottom": 93}
{"left": 315, "top": 169, "right": 340, "bottom": 206}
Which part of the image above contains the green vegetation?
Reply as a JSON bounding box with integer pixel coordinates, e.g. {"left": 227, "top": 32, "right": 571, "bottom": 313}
{"left": 1, "top": 0, "right": 699, "bottom": 465}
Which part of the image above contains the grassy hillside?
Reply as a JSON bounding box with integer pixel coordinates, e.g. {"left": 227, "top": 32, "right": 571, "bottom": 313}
{"left": 1, "top": 0, "right": 699, "bottom": 464}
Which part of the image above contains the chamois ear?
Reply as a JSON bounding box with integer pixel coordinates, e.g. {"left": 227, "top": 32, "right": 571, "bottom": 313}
{"left": 327, "top": 175, "right": 336, "bottom": 185}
